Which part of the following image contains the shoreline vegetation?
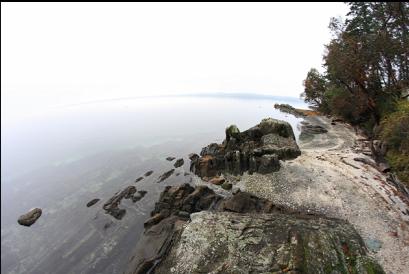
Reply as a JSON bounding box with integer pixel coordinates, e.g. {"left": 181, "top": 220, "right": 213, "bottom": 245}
{"left": 300, "top": 2, "right": 409, "bottom": 186}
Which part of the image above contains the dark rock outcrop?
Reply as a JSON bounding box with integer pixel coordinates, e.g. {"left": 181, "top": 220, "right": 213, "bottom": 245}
{"left": 173, "top": 158, "right": 184, "bottom": 168}
{"left": 86, "top": 198, "right": 100, "bottom": 207}
{"left": 190, "top": 118, "right": 300, "bottom": 178}
{"left": 166, "top": 157, "right": 175, "bottom": 161}
{"left": 103, "top": 186, "right": 146, "bottom": 219}
{"left": 156, "top": 169, "right": 175, "bottom": 183}
{"left": 126, "top": 185, "right": 385, "bottom": 274}
{"left": 154, "top": 211, "right": 385, "bottom": 274}
{"left": 144, "top": 183, "right": 220, "bottom": 229}
{"left": 17, "top": 208, "right": 42, "bottom": 226}
{"left": 144, "top": 170, "right": 153, "bottom": 177}
{"left": 135, "top": 177, "right": 144, "bottom": 183}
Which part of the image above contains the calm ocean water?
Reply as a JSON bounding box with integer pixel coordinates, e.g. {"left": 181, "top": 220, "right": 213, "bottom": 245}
{"left": 1, "top": 94, "right": 306, "bottom": 274}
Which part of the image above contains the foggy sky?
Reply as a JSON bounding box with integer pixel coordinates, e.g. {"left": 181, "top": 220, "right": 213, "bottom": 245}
{"left": 1, "top": 2, "right": 348, "bottom": 123}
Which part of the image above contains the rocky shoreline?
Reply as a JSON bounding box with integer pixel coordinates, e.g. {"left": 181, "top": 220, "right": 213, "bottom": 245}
{"left": 123, "top": 114, "right": 409, "bottom": 274}
{"left": 16, "top": 108, "right": 408, "bottom": 273}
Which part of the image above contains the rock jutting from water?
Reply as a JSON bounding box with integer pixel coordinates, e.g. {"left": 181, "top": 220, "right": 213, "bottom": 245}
{"left": 86, "top": 198, "right": 100, "bottom": 207}
{"left": 144, "top": 170, "right": 153, "bottom": 177}
{"left": 173, "top": 158, "right": 184, "bottom": 168}
{"left": 190, "top": 118, "right": 301, "bottom": 178}
{"left": 135, "top": 177, "right": 144, "bottom": 183}
{"left": 17, "top": 208, "right": 42, "bottom": 226}
{"left": 166, "top": 157, "right": 175, "bottom": 161}
{"left": 126, "top": 184, "right": 385, "bottom": 274}
{"left": 157, "top": 169, "right": 175, "bottom": 183}
{"left": 103, "top": 186, "right": 147, "bottom": 220}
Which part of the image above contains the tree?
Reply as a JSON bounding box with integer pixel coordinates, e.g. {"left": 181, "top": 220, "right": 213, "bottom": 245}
{"left": 301, "top": 68, "right": 327, "bottom": 111}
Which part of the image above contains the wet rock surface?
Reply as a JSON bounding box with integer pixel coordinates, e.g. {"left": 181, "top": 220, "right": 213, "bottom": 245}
{"left": 173, "top": 158, "right": 184, "bottom": 168}
{"left": 156, "top": 169, "right": 175, "bottom": 183}
{"left": 166, "top": 157, "right": 175, "bottom": 161}
{"left": 190, "top": 118, "right": 301, "bottom": 178}
{"left": 17, "top": 208, "right": 42, "bottom": 226}
{"left": 103, "top": 186, "right": 146, "bottom": 220}
{"left": 86, "top": 198, "right": 100, "bottom": 207}
{"left": 126, "top": 184, "right": 384, "bottom": 274}
{"left": 135, "top": 177, "right": 144, "bottom": 183}
{"left": 144, "top": 170, "right": 153, "bottom": 177}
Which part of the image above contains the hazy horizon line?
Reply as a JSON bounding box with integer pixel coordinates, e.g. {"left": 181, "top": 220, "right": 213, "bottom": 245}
{"left": 58, "top": 92, "right": 304, "bottom": 108}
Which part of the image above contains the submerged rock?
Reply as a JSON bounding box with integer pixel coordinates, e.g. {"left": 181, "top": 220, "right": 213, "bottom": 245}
{"left": 166, "top": 157, "right": 175, "bottom": 161}
{"left": 190, "top": 118, "right": 300, "bottom": 178}
{"left": 144, "top": 170, "right": 153, "bottom": 177}
{"left": 131, "top": 190, "right": 148, "bottom": 203}
{"left": 103, "top": 186, "right": 144, "bottom": 220}
{"left": 17, "top": 208, "right": 42, "bottom": 226}
{"left": 173, "top": 158, "right": 184, "bottom": 168}
{"left": 157, "top": 169, "right": 175, "bottom": 183}
{"left": 135, "top": 177, "right": 144, "bottom": 183}
{"left": 86, "top": 198, "right": 100, "bottom": 207}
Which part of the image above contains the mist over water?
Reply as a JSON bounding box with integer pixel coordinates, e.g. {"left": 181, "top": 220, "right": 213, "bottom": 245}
{"left": 1, "top": 94, "right": 306, "bottom": 274}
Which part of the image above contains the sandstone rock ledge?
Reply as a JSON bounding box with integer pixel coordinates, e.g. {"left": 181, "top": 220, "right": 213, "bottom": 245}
{"left": 155, "top": 211, "right": 384, "bottom": 274}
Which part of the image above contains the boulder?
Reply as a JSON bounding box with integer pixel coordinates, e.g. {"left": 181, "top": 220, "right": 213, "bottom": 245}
{"left": 154, "top": 211, "right": 385, "bottom": 274}
{"left": 126, "top": 185, "right": 385, "bottom": 274}
{"left": 86, "top": 198, "right": 100, "bottom": 207}
{"left": 190, "top": 118, "right": 300, "bottom": 178}
{"left": 225, "top": 124, "right": 240, "bottom": 141}
{"left": 17, "top": 208, "right": 42, "bottom": 226}
{"left": 144, "top": 170, "right": 153, "bottom": 177}
{"left": 166, "top": 157, "right": 175, "bottom": 161}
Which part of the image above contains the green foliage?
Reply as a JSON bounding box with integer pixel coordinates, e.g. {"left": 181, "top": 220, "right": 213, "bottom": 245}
{"left": 302, "top": 2, "right": 409, "bottom": 125}
{"left": 379, "top": 101, "right": 409, "bottom": 184}
{"left": 300, "top": 2, "right": 409, "bottom": 183}
{"left": 379, "top": 101, "right": 409, "bottom": 153}
{"left": 301, "top": 68, "right": 328, "bottom": 111}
